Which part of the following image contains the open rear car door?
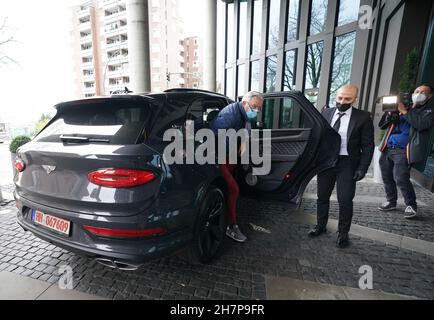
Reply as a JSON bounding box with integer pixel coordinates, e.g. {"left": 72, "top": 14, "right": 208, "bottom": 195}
{"left": 238, "top": 91, "right": 341, "bottom": 208}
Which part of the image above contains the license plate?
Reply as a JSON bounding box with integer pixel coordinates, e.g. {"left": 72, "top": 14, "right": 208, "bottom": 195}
{"left": 31, "top": 210, "right": 71, "bottom": 236}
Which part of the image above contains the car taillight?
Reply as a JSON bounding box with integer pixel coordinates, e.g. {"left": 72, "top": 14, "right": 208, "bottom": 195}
{"left": 15, "top": 159, "right": 25, "bottom": 172}
{"left": 83, "top": 225, "right": 167, "bottom": 238}
{"left": 88, "top": 168, "right": 156, "bottom": 188}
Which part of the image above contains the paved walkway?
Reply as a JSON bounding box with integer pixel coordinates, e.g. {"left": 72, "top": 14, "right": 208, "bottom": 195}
{"left": 301, "top": 177, "right": 434, "bottom": 243}
{"left": 0, "top": 271, "right": 105, "bottom": 300}
{"left": 1, "top": 177, "right": 433, "bottom": 300}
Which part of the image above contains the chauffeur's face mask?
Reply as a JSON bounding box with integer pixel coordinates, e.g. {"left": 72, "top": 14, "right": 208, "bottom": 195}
{"left": 336, "top": 103, "right": 352, "bottom": 112}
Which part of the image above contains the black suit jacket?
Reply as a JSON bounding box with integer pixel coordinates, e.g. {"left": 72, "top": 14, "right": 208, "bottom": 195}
{"left": 322, "top": 107, "right": 375, "bottom": 174}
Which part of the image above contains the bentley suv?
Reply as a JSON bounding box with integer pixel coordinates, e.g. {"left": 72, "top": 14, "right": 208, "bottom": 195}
{"left": 14, "top": 88, "right": 340, "bottom": 270}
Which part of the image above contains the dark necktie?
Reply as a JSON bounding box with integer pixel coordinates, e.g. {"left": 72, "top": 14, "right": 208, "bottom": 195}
{"left": 333, "top": 112, "right": 346, "bottom": 132}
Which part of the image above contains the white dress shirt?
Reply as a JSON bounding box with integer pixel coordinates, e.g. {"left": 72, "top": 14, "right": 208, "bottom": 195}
{"left": 331, "top": 107, "right": 353, "bottom": 156}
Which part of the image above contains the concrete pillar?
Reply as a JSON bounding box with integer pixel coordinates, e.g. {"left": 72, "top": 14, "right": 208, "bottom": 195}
{"left": 203, "top": 0, "right": 217, "bottom": 92}
{"left": 126, "top": 0, "right": 151, "bottom": 93}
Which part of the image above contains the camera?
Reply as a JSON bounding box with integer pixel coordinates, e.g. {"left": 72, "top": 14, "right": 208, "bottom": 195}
{"left": 379, "top": 92, "right": 413, "bottom": 112}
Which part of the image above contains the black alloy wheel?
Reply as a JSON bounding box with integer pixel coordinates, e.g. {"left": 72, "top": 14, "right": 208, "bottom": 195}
{"left": 191, "top": 187, "right": 226, "bottom": 264}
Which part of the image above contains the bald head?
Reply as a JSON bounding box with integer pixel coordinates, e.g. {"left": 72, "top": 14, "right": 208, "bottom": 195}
{"left": 336, "top": 84, "right": 359, "bottom": 106}
{"left": 414, "top": 85, "right": 433, "bottom": 97}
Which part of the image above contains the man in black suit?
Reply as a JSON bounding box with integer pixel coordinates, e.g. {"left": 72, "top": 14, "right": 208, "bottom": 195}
{"left": 308, "top": 84, "right": 375, "bottom": 248}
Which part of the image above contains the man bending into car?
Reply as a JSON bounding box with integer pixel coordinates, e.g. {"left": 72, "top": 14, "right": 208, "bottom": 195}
{"left": 210, "top": 91, "right": 264, "bottom": 242}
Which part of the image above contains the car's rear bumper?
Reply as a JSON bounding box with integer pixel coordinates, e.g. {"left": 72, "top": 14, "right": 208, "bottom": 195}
{"left": 14, "top": 191, "right": 193, "bottom": 263}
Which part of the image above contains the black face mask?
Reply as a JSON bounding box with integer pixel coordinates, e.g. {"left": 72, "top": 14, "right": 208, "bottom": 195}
{"left": 336, "top": 103, "right": 352, "bottom": 112}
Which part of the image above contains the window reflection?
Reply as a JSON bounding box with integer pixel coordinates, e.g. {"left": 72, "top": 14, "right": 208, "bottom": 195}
{"left": 283, "top": 49, "right": 297, "bottom": 91}
{"left": 266, "top": 55, "right": 277, "bottom": 93}
{"left": 280, "top": 98, "right": 310, "bottom": 129}
{"left": 237, "top": 64, "right": 246, "bottom": 98}
{"left": 422, "top": 141, "right": 434, "bottom": 178}
{"left": 238, "top": 0, "right": 248, "bottom": 58}
{"left": 262, "top": 98, "right": 312, "bottom": 129}
{"left": 329, "top": 32, "right": 356, "bottom": 106}
{"left": 252, "top": 0, "right": 263, "bottom": 55}
{"left": 262, "top": 99, "right": 275, "bottom": 129}
{"left": 287, "top": 0, "right": 300, "bottom": 42}
{"left": 250, "top": 60, "right": 260, "bottom": 92}
{"left": 226, "top": 67, "right": 235, "bottom": 99}
{"left": 338, "top": 0, "right": 360, "bottom": 26}
{"left": 227, "top": 3, "right": 235, "bottom": 62}
{"left": 304, "top": 41, "right": 324, "bottom": 106}
{"left": 267, "top": 0, "right": 280, "bottom": 50}
{"left": 309, "top": 0, "right": 328, "bottom": 36}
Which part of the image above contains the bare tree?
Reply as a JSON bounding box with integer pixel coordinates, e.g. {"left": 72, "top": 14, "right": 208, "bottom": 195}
{"left": 265, "top": 0, "right": 354, "bottom": 101}
{"left": 0, "top": 17, "right": 17, "bottom": 66}
{"left": 328, "top": 32, "right": 356, "bottom": 104}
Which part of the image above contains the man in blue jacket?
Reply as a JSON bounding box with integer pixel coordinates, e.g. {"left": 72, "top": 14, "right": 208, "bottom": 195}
{"left": 210, "top": 91, "right": 264, "bottom": 242}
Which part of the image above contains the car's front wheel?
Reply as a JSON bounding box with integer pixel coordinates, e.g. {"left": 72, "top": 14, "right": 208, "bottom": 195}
{"left": 187, "top": 186, "right": 226, "bottom": 264}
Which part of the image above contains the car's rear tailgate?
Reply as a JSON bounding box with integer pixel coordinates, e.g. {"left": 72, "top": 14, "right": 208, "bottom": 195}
{"left": 15, "top": 141, "right": 164, "bottom": 217}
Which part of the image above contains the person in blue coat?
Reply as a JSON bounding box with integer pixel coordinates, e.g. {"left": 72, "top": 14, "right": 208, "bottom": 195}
{"left": 210, "top": 91, "right": 264, "bottom": 242}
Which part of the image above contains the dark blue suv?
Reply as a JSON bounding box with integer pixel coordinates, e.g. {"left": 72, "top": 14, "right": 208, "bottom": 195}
{"left": 14, "top": 89, "right": 340, "bottom": 270}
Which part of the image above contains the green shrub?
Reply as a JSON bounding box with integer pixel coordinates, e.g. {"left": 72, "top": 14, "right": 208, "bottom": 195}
{"left": 399, "top": 48, "right": 419, "bottom": 93}
{"left": 9, "top": 135, "right": 31, "bottom": 153}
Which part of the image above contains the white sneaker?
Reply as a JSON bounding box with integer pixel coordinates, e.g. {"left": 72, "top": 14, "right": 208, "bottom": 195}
{"left": 226, "top": 224, "right": 247, "bottom": 242}
{"left": 404, "top": 205, "right": 417, "bottom": 219}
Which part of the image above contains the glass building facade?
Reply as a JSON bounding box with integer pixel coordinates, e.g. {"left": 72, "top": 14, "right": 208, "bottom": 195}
{"left": 220, "top": 0, "right": 434, "bottom": 191}
{"left": 222, "top": 0, "right": 361, "bottom": 108}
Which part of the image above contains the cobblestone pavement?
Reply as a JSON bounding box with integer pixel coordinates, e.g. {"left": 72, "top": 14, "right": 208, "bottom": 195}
{"left": 1, "top": 195, "right": 433, "bottom": 300}
{"left": 301, "top": 179, "right": 434, "bottom": 243}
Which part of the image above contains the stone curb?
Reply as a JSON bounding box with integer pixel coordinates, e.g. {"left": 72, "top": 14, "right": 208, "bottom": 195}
{"left": 291, "top": 211, "right": 434, "bottom": 257}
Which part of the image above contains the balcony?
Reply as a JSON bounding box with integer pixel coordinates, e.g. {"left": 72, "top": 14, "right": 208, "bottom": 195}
{"left": 79, "top": 21, "right": 92, "bottom": 31}
{"left": 100, "top": 0, "right": 125, "bottom": 8}
{"left": 107, "top": 82, "right": 129, "bottom": 91}
{"left": 80, "top": 48, "right": 93, "bottom": 56}
{"left": 105, "top": 40, "right": 128, "bottom": 50}
{"left": 77, "top": 8, "right": 91, "bottom": 19}
{"left": 103, "top": 55, "right": 129, "bottom": 67}
{"left": 81, "top": 61, "right": 94, "bottom": 69}
{"left": 104, "top": 9, "right": 127, "bottom": 23}
{"left": 80, "top": 34, "right": 92, "bottom": 43}
{"left": 106, "top": 66, "right": 129, "bottom": 76}
{"left": 83, "top": 86, "right": 96, "bottom": 93}
{"left": 104, "top": 25, "right": 127, "bottom": 37}
{"left": 83, "top": 74, "right": 95, "bottom": 81}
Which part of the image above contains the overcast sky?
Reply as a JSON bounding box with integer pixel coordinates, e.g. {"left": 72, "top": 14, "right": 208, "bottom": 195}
{"left": 0, "top": 0, "right": 216, "bottom": 126}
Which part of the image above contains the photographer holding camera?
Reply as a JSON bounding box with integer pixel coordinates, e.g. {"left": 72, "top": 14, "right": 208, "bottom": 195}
{"left": 378, "top": 84, "right": 434, "bottom": 218}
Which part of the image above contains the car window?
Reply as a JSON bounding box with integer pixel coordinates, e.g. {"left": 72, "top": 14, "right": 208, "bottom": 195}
{"left": 186, "top": 98, "right": 205, "bottom": 131}
{"left": 35, "top": 100, "right": 149, "bottom": 144}
{"left": 148, "top": 94, "right": 190, "bottom": 140}
{"left": 186, "top": 97, "right": 227, "bottom": 131}
{"left": 261, "top": 97, "right": 312, "bottom": 129}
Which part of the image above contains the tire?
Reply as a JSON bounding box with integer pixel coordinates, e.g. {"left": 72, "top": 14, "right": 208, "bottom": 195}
{"left": 186, "top": 186, "right": 226, "bottom": 264}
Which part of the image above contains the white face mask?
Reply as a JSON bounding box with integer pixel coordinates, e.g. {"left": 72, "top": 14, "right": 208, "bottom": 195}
{"left": 412, "top": 93, "right": 427, "bottom": 105}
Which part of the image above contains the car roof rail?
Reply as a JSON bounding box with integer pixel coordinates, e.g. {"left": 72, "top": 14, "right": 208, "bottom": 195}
{"left": 163, "top": 88, "right": 228, "bottom": 98}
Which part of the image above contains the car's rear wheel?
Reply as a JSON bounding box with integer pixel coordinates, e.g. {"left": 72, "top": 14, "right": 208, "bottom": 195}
{"left": 186, "top": 186, "right": 226, "bottom": 264}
